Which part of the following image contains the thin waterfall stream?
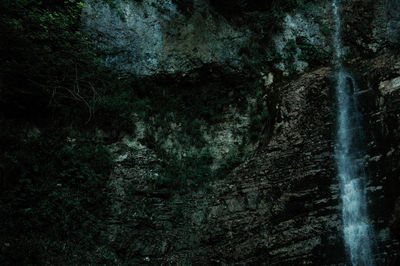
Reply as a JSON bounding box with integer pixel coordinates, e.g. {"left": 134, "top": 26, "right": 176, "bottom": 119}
{"left": 332, "top": 0, "right": 374, "bottom": 265}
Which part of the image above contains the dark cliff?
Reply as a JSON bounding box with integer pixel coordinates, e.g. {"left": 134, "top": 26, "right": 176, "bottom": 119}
{"left": 1, "top": 0, "right": 400, "bottom": 265}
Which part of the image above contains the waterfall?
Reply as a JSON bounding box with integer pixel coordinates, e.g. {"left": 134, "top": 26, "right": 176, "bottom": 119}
{"left": 332, "top": 0, "right": 374, "bottom": 265}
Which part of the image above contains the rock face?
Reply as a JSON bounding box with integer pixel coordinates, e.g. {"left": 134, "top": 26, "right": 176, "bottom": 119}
{"left": 356, "top": 53, "right": 400, "bottom": 264}
{"left": 273, "top": 2, "right": 333, "bottom": 75}
{"left": 386, "top": 0, "right": 400, "bottom": 44}
{"left": 82, "top": 0, "right": 400, "bottom": 264}
{"left": 107, "top": 53, "right": 400, "bottom": 265}
{"left": 342, "top": 0, "right": 400, "bottom": 57}
{"left": 107, "top": 67, "right": 343, "bottom": 264}
{"left": 82, "top": 0, "right": 337, "bottom": 77}
{"left": 82, "top": 0, "right": 248, "bottom": 76}
{"left": 186, "top": 68, "right": 342, "bottom": 265}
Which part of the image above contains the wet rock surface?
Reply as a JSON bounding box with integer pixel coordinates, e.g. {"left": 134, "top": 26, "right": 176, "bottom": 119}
{"left": 355, "top": 53, "right": 400, "bottom": 265}
{"left": 108, "top": 53, "right": 400, "bottom": 264}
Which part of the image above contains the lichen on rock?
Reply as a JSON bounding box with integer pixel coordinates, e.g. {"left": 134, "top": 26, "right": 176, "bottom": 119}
{"left": 82, "top": 0, "right": 249, "bottom": 76}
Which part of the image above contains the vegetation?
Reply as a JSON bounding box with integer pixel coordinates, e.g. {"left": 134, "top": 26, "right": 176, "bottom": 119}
{"left": 0, "top": 0, "right": 97, "bottom": 118}
{"left": 0, "top": 123, "right": 115, "bottom": 264}
{"left": 133, "top": 74, "right": 254, "bottom": 189}
{"left": 0, "top": 0, "right": 116, "bottom": 264}
{"left": 0, "top": 0, "right": 275, "bottom": 264}
{"left": 1, "top": 0, "right": 397, "bottom": 264}
{"left": 210, "top": 0, "right": 318, "bottom": 32}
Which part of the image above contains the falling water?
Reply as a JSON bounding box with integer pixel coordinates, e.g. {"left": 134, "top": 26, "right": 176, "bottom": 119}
{"left": 332, "top": 0, "right": 374, "bottom": 265}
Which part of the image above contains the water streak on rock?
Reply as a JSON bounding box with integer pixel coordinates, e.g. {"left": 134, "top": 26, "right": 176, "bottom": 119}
{"left": 332, "top": 0, "right": 374, "bottom": 265}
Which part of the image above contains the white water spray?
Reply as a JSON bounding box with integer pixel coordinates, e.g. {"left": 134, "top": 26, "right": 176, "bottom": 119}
{"left": 332, "top": 1, "right": 374, "bottom": 265}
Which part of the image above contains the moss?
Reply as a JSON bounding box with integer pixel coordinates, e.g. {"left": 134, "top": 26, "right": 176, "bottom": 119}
{"left": 133, "top": 75, "right": 273, "bottom": 189}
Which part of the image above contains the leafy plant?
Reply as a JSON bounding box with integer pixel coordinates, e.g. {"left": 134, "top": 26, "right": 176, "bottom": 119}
{"left": 0, "top": 126, "right": 113, "bottom": 264}
{"left": 0, "top": 0, "right": 103, "bottom": 122}
{"left": 297, "top": 38, "right": 330, "bottom": 66}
